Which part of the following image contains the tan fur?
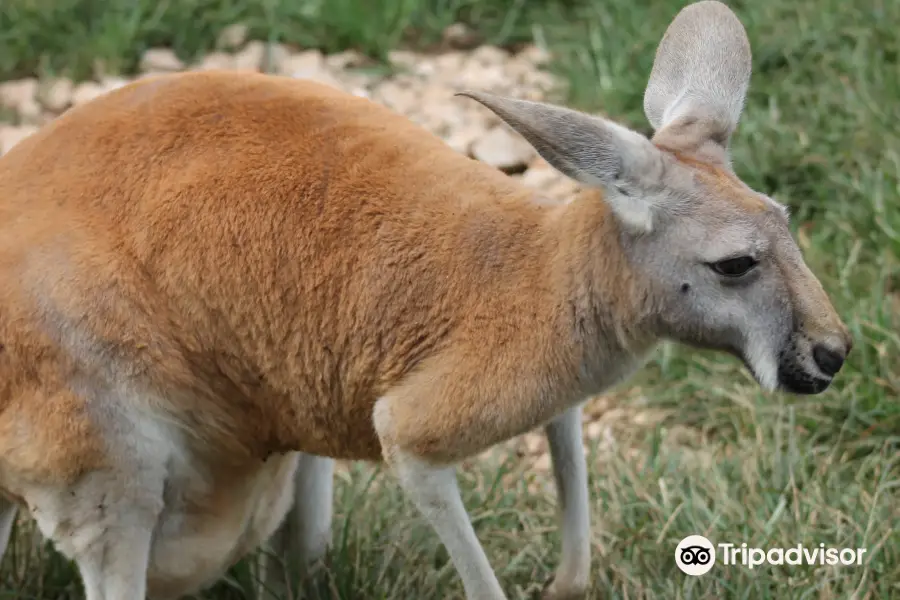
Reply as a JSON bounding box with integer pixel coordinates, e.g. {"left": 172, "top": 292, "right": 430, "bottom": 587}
{"left": 659, "top": 147, "right": 768, "bottom": 212}
{"left": 0, "top": 73, "right": 656, "bottom": 599}
{"left": 0, "top": 3, "right": 852, "bottom": 598}
{"left": 0, "top": 71, "right": 655, "bottom": 474}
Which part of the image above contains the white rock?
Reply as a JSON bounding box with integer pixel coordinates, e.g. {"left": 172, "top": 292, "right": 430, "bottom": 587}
{"left": 217, "top": 23, "right": 249, "bottom": 50}
{"left": 0, "top": 125, "right": 39, "bottom": 154}
{"left": 234, "top": 40, "right": 266, "bottom": 71}
{"left": 374, "top": 81, "right": 419, "bottom": 115}
{"left": 533, "top": 453, "right": 552, "bottom": 472}
{"left": 0, "top": 78, "right": 38, "bottom": 110}
{"left": 99, "top": 77, "right": 129, "bottom": 93}
{"left": 279, "top": 50, "right": 325, "bottom": 78}
{"left": 16, "top": 98, "right": 43, "bottom": 123}
{"left": 471, "top": 126, "right": 534, "bottom": 171}
{"left": 261, "top": 44, "right": 291, "bottom": 73}
{"left": 194, "top": 52, "right": 236, "bottom": 71}
{"left": 71, "top": 81, "right": 105, "bottom": 106}
{"left": 421, "top": 84, "right": 456, "bottom": 105}
{"left": 521, "top": 69, "right": 556, "bottom": 93}
{"left": 523, "top": 433, "right": 545, "bottom": 455}
{"left": 585, "top": 421, "right": 605, "bottom": 441}
{"left": 412, "top": 59, "right": 437, "bottom": 77}
{"left": 39, "top": 78, "right": 74, "bottom": 112}
{"left": 453, "top": 63, "right": 510, "bottom": 92}
{"left": 325, "top": 49, "right": 366, "bottom": 70}
{"left": 434, "top": 51, "right": 466, "bottom": 74}
{"left": 442, "top": 23, "right": 480, "bottom": 50}
{"left": 442, "top": 126, "right": 482, "bottom": 155}
{"left": 140, "top": 48, "right": 184, "bottom": 72}
{"left": 470, "top": 45, "right": 507, "bottom": 66}
{"left": 292, "top": 70, "right": 344, "bottom": 91}
{"left": 387, "top": 50, "right": 419, "bottom": 69}
{"left": 518, "top": 44, "right": 551, "bottom": 66}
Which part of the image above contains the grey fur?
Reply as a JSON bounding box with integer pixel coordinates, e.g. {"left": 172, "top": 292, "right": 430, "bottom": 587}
{"left": 644, "top": 1, "right": 752, "bottom": 144}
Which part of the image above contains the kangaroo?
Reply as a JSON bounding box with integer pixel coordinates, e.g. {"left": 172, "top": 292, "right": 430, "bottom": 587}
{"left": 0, "top": 2, "right": 851, "bottom": 599}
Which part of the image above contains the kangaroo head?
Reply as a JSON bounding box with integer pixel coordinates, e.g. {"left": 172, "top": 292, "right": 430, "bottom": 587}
{"left": 459, "top": 0, "right": 851, "bottom": 394}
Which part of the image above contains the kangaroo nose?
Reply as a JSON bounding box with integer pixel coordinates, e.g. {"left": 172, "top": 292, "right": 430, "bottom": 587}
{"left": 813, "top": 344, "right": 846, "bottom": 377}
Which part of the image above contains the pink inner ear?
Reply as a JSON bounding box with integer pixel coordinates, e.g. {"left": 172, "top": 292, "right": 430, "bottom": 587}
{"left": 650, "top": 115, "right": 732, "bottom": 168}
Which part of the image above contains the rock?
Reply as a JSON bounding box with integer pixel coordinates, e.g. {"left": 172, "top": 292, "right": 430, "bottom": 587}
{"left": 71, "top": 81, "right": 105, "bottom": 106}
{"left": 470, "top": 45, "right": 508, "bottom": 66}
{"left": 194, "top": 52, "right": 236, "bottom": 71}
{"left": 0, "top": 125, "right": 39, "bottom": 154}
{"left": 279, "top": 50, "right": 326, "bottom": 78}
{"left": 523, "top": 433, "right": 545, "bottom": 455}
{"left": 217, "top": 23, "right": 249, "bottom": 50}
{"left": 411, "top": 58, "right": 437, "bottom": 77}
{"left": 442, "top": 127, "right": 481, "bottom": 155}
{"left": 374, "top": 81, "right": 418, "bottom": 115}
{"left": 325, "top": 50, "right": 367, "bottom": 70}
{"left": 423, "top": 100, "right": 469, "bottom": 133}
{"left": 387, "top": 50, "right": 419, "bottom": 70}
{"left": 518, "top": 44, "right": 551, "bottom": 66}
{"left": 290, "top": 68, "right": 344, "bottom": 90}
{"left": 585, "top": 421, "right": 605, "bottom": 441}
{"left": 39, "top": 78, "right": 74, "bottom": 112}
{"left": 99, "top": 77, "right": 129, "bottom": 93}
{"left": 434, "top": 51, "right": 466, "bottom": 74}
{"left": 420, "top": 83, "right": 456, "bottom": 105}
{"left": 453, "top": 63, "right": 511, "bottom": 93}
{"left": 521, "top": 69, "right": 556, "bottom": 94}
{"left": 471, "top": 126, "right": 534, "bottom": 172}
{"left": 16, "top": 98, "right": 43, "bottom": 124}
{"left": 260, "top": 44, "right": 291, "bottom": 73}
{"left": 533, "top": 453, "right": 552, "bottom": 472}
{"left": 0, "top": 78, "right": 38, "bottom": 110}
{"left": 0, "top": 42, "right": 565, "bottom": 177}
{"left": 234, "top": 40, "right": 266, "bottom": 71}
{"left": 442, "top": 23, "right": 481, "bottom": 50}
{"left": 140, "top": 48, "right": 184, "bottom": 72}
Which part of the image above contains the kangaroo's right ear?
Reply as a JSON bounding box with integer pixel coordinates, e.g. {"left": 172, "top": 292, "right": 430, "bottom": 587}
{"left": 643, "top": 1, "right": 752, "bottom": 161}
{"left": 456, "top": 90, "right": 665, "bottom": 233}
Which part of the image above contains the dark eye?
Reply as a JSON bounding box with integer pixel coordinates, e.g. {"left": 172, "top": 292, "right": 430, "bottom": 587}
{"left": 710, "top": 256, "right": 757, "bottom": 277}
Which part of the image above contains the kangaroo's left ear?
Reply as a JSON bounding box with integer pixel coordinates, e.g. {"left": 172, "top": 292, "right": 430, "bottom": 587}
{"left": 643, "top": 1, "right": 753, "bottom": 161}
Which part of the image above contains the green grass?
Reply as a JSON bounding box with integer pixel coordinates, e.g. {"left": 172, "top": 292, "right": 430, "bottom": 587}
{"left": 0, "top": 0, "right": 898, "bottom": 598}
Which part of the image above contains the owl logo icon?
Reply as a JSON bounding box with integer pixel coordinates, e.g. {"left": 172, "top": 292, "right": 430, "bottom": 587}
{"left": 675, "top": 535, "right": 716, "bottom": 576}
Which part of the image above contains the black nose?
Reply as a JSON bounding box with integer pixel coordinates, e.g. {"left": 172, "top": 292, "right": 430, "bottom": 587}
{"left": 813, "top": 345, "right": 845, "bottom": 377}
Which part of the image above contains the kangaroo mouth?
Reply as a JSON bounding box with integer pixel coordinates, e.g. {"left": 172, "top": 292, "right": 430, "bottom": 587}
{"left": 776, "top": 345, "right": 833, "bottom": 395}
{"left": 777, "top": 364, "right": 832, "bottom": 395}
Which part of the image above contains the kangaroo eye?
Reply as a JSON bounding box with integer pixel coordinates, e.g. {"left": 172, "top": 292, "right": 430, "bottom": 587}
{"left": 710, "top": 256, "right": 757, "bottom": 277}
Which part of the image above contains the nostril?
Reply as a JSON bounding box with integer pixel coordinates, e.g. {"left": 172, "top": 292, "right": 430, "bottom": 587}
{"left": 813, "top": 345, "right": 845, "bottom": 377}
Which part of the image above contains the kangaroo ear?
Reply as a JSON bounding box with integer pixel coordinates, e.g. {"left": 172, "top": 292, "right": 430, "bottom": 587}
{"left": 643, "top": 1, "right": 752, "bottom": 158}
{"left": 457, "top": 91, "right": 664, "bottom": 232}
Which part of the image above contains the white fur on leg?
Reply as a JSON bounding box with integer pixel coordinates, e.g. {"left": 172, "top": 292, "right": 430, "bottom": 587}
{"left": 25, "top": 469, "right": 165, "bottom": 600}
{"left": 0, "top": 497, "right": 17, "bottom": 559}
{"left": 74, "top": 520, "right": 156, "bottom": 600}
{"left": 390, "top": 451, "right": 507, "bottom": 600}
{"left": 258, "top": 453, "right": 334, "bottom": 599}
{"left": 543, "top": 407, "right": 591, "bottom": 600}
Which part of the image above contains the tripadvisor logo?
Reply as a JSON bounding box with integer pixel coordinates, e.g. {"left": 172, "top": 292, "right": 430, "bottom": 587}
{"left": 675, "top": 535, "right": 868, "bottom": 576}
